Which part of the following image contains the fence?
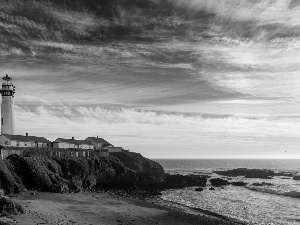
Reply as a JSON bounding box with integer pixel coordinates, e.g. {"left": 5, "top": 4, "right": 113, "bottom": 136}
{"left": 0, "top": 146, "right": 109, "bottom": 160}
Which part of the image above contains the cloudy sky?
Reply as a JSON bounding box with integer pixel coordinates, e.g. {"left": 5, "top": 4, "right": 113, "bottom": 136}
{"left": 1, "top": 0, "right": 300, "bottom": 158}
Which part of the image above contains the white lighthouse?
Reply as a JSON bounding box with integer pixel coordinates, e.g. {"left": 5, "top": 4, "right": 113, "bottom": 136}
{"left": 0, "top": 74, "right": 15, "bottom": 135}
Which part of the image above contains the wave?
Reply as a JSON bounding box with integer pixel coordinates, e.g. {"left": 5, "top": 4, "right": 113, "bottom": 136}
{"left": 247, "top": 186, "right": 300, "bottom": 198}
{"left": 157, "top": 198, "right": 247, "bottom": 224}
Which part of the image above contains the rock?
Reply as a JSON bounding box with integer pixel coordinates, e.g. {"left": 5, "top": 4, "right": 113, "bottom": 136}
{"left": 195, "top": 187, "right": 203, "bottom": 192}
{"left": 159, "top": 174, "right": 207, "bottom": 189}
{"left": 68, "top": 177, "right": 83, "bottom": 193}
{"left": 0, "top": 154, "right": 167, "bottom": 195}
{"left": 0, "top": 196, "right": 25, "bottom": 216}
{"left": 50, "top": 184, "right": 69, "bottom": 194}
{"left": 293, "top": 173, "right": 300, "bottom": 180}
{"left": 0, "top": 189, "right": 4, "bottom": 197}
{"left": 209, "top": 187, "right": 215, "bottom": 190}
{"left": 110, "top": 152, "right": 165, "bottom": 184}
{"left": 209, "top": 178, "right": 229, "bottom": 186}
{"left": 245, "top": 174, "right": 273, "bottom": 179}
{"left": 252, "top": 182, "right": 273, "bottom": 186}
{"left": 230, "top": 181, "right": 248, "bottom": 186}
{"left": 100, "top": 152, "right": 166, "bottom": 189}
{"left": 214, "top": 168, "right": 293, "bottom": 179}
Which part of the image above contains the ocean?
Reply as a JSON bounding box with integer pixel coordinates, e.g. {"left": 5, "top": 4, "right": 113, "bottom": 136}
{"left": 154, "top": 159, "right": 300, "bottom": 225}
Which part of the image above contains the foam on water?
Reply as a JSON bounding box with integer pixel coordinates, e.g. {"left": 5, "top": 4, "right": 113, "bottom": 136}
{"left": 247, "top": 186, "right": 300, "bottom": 198}
{"left": 156, "top": 159, "right": 300, "bottom": 224}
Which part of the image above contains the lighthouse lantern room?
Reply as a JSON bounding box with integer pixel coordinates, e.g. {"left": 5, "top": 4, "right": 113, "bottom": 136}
{"left": 0, "top": 74, "right": 15, "bottom": 135}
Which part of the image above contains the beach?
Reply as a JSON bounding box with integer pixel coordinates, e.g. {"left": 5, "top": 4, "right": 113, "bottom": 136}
{"left": 0, "top": 191, "right": 240, "bottom": 225}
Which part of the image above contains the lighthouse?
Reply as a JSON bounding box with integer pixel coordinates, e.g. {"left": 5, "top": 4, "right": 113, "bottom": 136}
{"left": 0, "top": 74, "right": 15, "bottom": 135}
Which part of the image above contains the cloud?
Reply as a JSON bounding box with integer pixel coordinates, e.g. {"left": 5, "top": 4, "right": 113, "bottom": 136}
{"left": 162, "top": 0, "right": 300, "bottom": 42}
{"left": 1, "top": 0, "right": 300, "bottom": 158}
{"left": 14, "top": 104, "right": 300, "bottom": 158}
{"left": 15, "top": 105, "right": 300, "bottom": 144}
{"left": 167, "top": 0, "right": 300, "bottom": 25}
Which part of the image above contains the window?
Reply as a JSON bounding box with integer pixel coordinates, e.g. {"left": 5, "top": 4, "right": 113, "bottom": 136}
{"left": 1, "top": 118, "right": 3, "bottom": 125}
{"left": 5, "top": 141, "right": 8, "bottom": 145}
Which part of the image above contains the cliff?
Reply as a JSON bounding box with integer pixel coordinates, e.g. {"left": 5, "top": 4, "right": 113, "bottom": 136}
{"left": 0, "top": 152, "right": 164, "bottom": 195}
{"left": 110, "top": 152, "right": 207, "bottom": 189}
{"left": 110, "top": 152, "right": 164, "bottom": 188}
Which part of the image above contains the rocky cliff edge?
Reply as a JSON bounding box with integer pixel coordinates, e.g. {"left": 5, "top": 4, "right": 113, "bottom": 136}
{"left": 0, "top": 152, "right": 165, "bottom": 195}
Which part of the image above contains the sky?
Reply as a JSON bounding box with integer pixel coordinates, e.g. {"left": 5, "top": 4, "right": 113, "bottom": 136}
{"left": 0, "top": 0, "right": 300, "bottom": 158}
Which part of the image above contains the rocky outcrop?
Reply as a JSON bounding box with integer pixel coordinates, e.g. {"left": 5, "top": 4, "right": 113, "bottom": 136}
{"left": 0, "top": 196, "right": 25, "bottom": 216}
{"left": 158, "top": 174, "right": 207, "bottom": 189}
{"left": 0, "top": 153, "right": 165, "bottom": 195}
{"left": 251, "top": 182, "right": 273, "bottom": 186}
{"left": 110, "top": 152, "right": 164, "bottom": 181}
{"left": 230, "top": 181, "right": 248, "bottom": 186}
{"left": 0, "top": 152, "right": 212, "bottom": 194}
{"left": 209, "top": 178, "right": 230, "bottom": 186}
{"left": 293, "top": 173, "right": 300, "bottom": 180}
{"left": 110, "top": 152, "right": 165, "bottom": 189}
{"left": 214, "top": 168, "right": 293, "bottom": 179}
{"left": 195, "top": 187, "right": 204, "bottom": 192}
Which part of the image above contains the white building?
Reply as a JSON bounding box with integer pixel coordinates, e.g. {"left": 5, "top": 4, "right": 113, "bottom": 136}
{"left": 0, "top": 133, "right": 50, "bottom": 147}
{"left": 0, "top": 74, "right": 16, "bottom": 135}
{"left": 53, "top": 137, "right": 94, "bottom": 150}
{"left": 85, "top": 136, "right": 112, "bottom": 150}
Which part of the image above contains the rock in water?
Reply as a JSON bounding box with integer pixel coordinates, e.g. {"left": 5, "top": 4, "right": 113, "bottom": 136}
{"left": 209, "top": 178, "right": 229, "bottom": 186}
{"left": 293, "top": 173, "right": 300, "bottom": 180}
{"left": 159, "top": 174, "right": 207, "bottom": 189}
{"left": 230, "top": 181, "right": 248, "bottom": 186}
{"left": 214, "top": 168, "right": 293, "bottom": 179}
{"left": 251, "top": 182, "right": 273, "bottom": 186}
{"left": 195, "top": 187, "right": 203, "bottom": 192}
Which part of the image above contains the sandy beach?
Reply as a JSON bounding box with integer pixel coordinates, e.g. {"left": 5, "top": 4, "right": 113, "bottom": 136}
{"left": 0, "top": 191, "right": 241, "bottom": 225}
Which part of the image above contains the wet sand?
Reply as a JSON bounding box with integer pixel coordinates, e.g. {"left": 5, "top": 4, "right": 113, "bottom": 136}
{"left": 0, "top": 191, "right": 241, "bottom": 225}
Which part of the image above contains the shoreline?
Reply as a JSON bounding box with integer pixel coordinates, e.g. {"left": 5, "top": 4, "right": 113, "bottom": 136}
{"left": 153, "top": 199, "right": 246, "bottom": 225}
{"left": 0, "top": 190, "right": 246, "bottom": 225}
{"left": 107, "top": 189, "right": 247, "bottom": 224}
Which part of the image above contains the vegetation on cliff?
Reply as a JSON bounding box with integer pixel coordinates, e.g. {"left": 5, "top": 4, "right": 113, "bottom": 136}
{"left": 110, "top": 152, "right": 164, "bottom": 188}
{"left": 0, "top": 152, "right": 164, "bottom": 195}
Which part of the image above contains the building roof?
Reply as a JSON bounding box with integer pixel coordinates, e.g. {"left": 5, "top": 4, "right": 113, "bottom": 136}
{"left": 55, "top": 138, "right": 93, "bottom": 146}
{"left": 3, "top": 134, "right": 50, "bottom": 143}
{"left": 86, "top": 137, "right": 111, "bottom": 146}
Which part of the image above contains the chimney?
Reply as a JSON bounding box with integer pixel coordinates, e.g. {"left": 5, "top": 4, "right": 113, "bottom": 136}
{"left": 72, "top": 137, "right": 74, "bottom": 140}
{"left": 26, "top": 133, "right": 28, "bottom": 137}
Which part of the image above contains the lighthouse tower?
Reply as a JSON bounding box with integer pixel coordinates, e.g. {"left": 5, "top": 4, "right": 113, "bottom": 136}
{"left": 0, "top": 74, "right": 15, "bottom": 135}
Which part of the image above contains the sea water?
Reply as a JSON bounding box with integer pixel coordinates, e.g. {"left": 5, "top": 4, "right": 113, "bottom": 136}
{"left": 154, "top": 159, "right": 300, "bottom": 225}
